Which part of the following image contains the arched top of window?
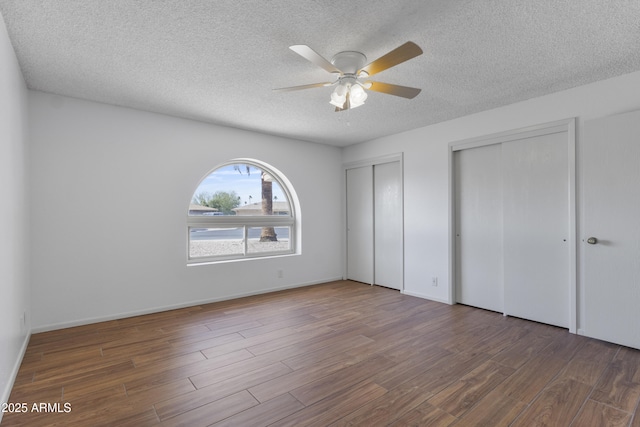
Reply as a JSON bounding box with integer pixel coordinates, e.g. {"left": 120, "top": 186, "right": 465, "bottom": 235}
{"left": 187, "top": 159, "right": 298, "bottom": 263}
{"left": 189, "top": 162, "right": 292, "bottom": 217}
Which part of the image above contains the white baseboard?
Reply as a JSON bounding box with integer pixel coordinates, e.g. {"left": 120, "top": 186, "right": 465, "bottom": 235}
{"left": 402, "top": 289, "right": 453, "bottom": 305}
{"left": 1, "top": 330, "right": 31, "bottom": 423}
{"left": 32, "top": 277, "right": 343, "bottom": 333}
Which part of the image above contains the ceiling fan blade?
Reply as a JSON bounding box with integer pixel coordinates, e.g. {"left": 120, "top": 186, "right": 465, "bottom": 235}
{"left": 289, "top": 45, "right": 342, "bottom": 74}
{"left": 273, "top": 82, "right": 334, "bottom": 92}
{"left": 359, "top": 42, "right": 423, "bottom": 77}
{"left": 367, "top": 82, "right": 422, "bottom": 99}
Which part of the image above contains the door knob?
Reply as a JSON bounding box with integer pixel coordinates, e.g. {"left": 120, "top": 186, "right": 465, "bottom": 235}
{"left": 587, "top": 237, "right": 598, "bottom": 245}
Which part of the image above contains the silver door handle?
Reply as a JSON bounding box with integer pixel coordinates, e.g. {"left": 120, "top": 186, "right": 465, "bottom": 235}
{"left": 587, "top": 237, "right": 598, "bottom": 245}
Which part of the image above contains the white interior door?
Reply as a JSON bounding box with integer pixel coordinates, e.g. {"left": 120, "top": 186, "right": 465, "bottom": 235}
{"left": 455, "top": 144, "right": 504, "bottom": 312}
{"left": 374, "top": 161, "right": 403, "bottom": 290}
{"left": 582, "top": 110, "right": 640, "bottom": 349}
{"left": 346, "top": 166, "right": 374, "bottom": 284}
{"left": 502, "top": 133, "right": 569, "bottom": 327}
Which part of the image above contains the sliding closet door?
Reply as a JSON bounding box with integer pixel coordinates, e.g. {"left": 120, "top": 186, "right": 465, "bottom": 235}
{"left": 454, "top": 125, "right": 571, "bottom": 328}
{"left": 502, "top": 132, "right": 569, "bottom": 327}
{"left": 454, "top": 144, "right": 504, "bottom": 312}
{"left": 346, "top": 159, "right": 403, "bottom": 289}
{"left": 346, "top": 166, "right": 374, "bottom": 284}
{"left": 374, "top": 161, "right": 403, "bottom": 290}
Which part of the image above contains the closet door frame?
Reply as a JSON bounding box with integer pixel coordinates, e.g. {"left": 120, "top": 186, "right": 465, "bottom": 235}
{"left": 448, "top": 118, "right": 577, "bottom": 333}
{"left": 344, "top": 153, "right": 404, "bottom": 290}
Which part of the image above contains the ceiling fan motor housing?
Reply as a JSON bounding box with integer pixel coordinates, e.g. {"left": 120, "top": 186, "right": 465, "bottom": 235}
{"left": 331, "top": 51, "right": 367, "bottom": 75}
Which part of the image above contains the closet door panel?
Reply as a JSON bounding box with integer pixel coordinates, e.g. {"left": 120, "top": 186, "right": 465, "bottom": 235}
{"left": 374, "top": 161, "right": 403, "bottom": 290}
{"left": 502, "top": 132, "right": 569, "bottom": 327}
{"left": 346, "top": 166, "right": 374, "bottom": 284}
{"left": 454, "top": 144, "right": 504, "bottom": 313}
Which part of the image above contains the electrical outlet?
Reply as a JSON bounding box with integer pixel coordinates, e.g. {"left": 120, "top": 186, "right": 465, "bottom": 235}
{"left": 431, "top": 276, "right": 438, "bottom": 286}
{"left": 277, "top": 269, "right": 284, "bottom": 278}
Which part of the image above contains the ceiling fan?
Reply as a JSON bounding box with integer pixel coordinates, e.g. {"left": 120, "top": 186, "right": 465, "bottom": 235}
{"left": 274, "top": 42, "right": 423, "bottom": 111}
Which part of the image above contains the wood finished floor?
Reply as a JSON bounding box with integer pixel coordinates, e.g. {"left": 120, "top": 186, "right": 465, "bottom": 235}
{"left": 3, "top": 280, "right": 640, "bottom": 427}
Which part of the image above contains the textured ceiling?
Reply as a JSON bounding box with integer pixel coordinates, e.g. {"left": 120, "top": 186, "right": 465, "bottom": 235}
{"left": 1, "top": 1, "right": 640, "bottom": 147}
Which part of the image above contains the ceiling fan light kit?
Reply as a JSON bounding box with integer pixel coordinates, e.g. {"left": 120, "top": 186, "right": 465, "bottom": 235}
{"left": 274, "top": 42, "right": 423, "bottom": 112}
{"left": 329, "top": 76, "right": 368, "bottom": 110}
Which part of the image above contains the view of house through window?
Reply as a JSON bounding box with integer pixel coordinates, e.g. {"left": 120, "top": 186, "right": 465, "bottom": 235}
{"left": 188, "top": 161, "right": 295, "bottom": 262}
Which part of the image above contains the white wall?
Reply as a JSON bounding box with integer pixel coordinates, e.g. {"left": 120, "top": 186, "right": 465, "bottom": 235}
{"left": 343, "top": 70, "right": 640, "bottom": 332}
{"left": 28, "top": 92, "right": 343, "bottom": 331}
{"left": 0, "top": 11, "right": 30, "bottom": 411}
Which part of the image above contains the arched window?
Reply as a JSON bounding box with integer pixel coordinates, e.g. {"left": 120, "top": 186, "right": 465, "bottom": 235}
{"left": 187, "top": 159, "right": 297, "bottom": 263}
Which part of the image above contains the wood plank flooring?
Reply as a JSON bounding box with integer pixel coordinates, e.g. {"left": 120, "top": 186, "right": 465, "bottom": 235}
{"left": 3, "top": 280, "right": 640, "bottom": 426}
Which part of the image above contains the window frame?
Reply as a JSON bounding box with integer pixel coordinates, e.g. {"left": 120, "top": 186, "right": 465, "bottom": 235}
{"left": 187, "top": 160, "right": 296, "bottom": 264}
